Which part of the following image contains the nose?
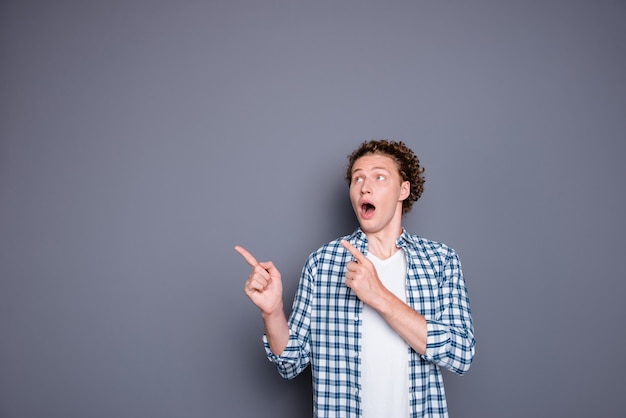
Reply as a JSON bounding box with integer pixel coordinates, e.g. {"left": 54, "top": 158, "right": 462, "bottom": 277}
{"left": 360, "top": 178, "right": 372, "bottom": 194}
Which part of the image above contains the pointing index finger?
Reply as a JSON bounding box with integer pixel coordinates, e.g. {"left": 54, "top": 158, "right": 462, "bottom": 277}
{"left": 234, "top": 245, "right": 259, "bottom": 267}
{"left": 340, "top": 239, "right": 367, "bottom": 263}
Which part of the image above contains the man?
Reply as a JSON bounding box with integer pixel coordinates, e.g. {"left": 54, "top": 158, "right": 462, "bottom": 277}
{"left": 235, "top": 139, "right": 475, "bottom": 417}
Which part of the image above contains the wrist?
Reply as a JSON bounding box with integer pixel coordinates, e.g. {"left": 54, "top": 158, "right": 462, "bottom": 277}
{"left": 370, "top": 287, "right": 396, "bottom": 315}
{"left": 261, "top": 302, "right": 285, "bottom": 321}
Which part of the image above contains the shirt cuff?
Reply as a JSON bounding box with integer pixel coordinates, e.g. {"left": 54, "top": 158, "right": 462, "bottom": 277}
{"left": 423, "top": 320, "right": 450, "bottom": 361}
{"left": 262, "top": 334, "right": 299, "bottom": 363}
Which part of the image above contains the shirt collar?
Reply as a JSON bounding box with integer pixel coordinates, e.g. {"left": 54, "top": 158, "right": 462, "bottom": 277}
{"left": 348, "top": 228, "right": 415, "bottom": 254}
{"left": 395, "top": 228, "right": 417, "bottom": 248}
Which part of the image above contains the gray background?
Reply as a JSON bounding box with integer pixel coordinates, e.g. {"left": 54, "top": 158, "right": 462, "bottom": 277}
{"left": 1, "top": 1, "right": 625, "bottom": 417}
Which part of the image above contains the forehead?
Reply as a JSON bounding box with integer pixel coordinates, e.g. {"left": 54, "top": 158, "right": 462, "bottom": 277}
{"left": 352, "top": 153, "right": 399, "bottom": 173}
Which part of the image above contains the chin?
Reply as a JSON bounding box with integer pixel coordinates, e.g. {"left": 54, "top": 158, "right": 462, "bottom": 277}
{"left": 357, "top": 221, "right": 379, "bottom": 234}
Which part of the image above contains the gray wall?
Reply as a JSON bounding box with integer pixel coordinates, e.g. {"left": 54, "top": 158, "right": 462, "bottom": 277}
{"left": 1, "top": 1, "right": 625, "bottom": 417}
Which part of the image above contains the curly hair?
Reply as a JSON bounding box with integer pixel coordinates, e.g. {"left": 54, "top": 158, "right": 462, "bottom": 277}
{"left": 345, "top": 139, "right": 425, "bottom": 214}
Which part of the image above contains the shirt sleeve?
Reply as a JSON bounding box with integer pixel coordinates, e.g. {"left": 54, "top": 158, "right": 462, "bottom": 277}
{"left": 422, "top": 250, "right": 475, "bottom": 375}
{"left": 263, "top": 259, "right": 314, "bottom": 380}
{"left": 263, "top": 333, "right": 310, "bottom": 380}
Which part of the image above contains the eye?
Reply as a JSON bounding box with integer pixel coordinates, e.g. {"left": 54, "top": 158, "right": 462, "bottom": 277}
{"left": 353, "top": 176, "right": 364, "bottom": 183}
{"left": 376, "top": 175, "right": 386, "bottom": 181}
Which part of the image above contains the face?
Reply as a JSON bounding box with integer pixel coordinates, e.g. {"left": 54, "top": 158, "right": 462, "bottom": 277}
{"left": 349, "top": 154, "right": 410, "bottom": 235}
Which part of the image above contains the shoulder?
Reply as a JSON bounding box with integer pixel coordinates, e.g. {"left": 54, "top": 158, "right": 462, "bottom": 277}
{"left": 308, "top": 235, "right": 349, "bottom": 262}
{"left": 309, "top": 229, "right": 364, "bottom": 257}
{"left": 302, "top": 231, "right": 362, "bottom": 269}
{"left": 400, "top": 231, "right": 458, "bottom": 261}
{"left": 401, "top": 233, "right": 464, "bottom": 283}
{"left": 298, "top": 235, "right": 353, "bottom": 282}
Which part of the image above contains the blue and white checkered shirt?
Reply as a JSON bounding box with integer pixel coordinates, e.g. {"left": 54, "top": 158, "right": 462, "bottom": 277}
{"left": 264, "top": 228, "right": 475, "bottom": 417}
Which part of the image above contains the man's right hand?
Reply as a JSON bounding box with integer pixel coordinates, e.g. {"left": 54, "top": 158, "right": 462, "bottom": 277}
{"left": 234, "top": 245, "right": 284, "bottom": 317}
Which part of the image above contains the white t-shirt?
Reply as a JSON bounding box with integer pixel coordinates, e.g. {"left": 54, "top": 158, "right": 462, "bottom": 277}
{"left": 361, "top": 249, "right": 410, "bottom": 418}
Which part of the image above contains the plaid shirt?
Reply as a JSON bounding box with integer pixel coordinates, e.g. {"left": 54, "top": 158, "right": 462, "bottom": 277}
{"left": 264, "top": 228, "right": 475, "bottom": 417}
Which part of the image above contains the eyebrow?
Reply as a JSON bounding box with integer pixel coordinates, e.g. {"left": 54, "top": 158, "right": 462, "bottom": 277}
{"left": 352, "top": 166, "right": 391, "bottom": 174}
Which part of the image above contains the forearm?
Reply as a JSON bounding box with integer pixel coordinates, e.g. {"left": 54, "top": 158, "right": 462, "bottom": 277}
{"left": 374, "top": 290, "right": 475, "bottom": 375}
{"left": 261, "top": 304, "right": 290, "bottom": 355}
{"left": 376, "top": 291, "right": 428, "bottom": 355}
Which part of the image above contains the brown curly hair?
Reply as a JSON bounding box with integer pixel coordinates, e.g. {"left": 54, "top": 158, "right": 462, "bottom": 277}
{"left": 345, "top": 139, "right": 425, "bottom": 214}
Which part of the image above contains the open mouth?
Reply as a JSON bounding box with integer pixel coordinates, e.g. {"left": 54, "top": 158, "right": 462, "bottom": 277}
{"left": 361, "top": 202, "right": 376, "bottom": 217}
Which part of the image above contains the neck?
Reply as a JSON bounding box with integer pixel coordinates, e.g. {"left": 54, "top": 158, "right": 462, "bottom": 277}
{"left": 365, "top": 226, "right": 403, "bottom": 260}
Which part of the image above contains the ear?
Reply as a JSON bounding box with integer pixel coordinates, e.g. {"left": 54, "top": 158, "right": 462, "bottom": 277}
{"left": 399, "top": 180, "right": 410, "bottom": 201}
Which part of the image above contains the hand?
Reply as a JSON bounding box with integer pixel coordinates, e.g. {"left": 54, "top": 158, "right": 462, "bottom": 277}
{"left": 340, "top": 240, "right": 386, "bottom": 307}
{"left": 234, "top": 245, "right": 283, "bottom": 316}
